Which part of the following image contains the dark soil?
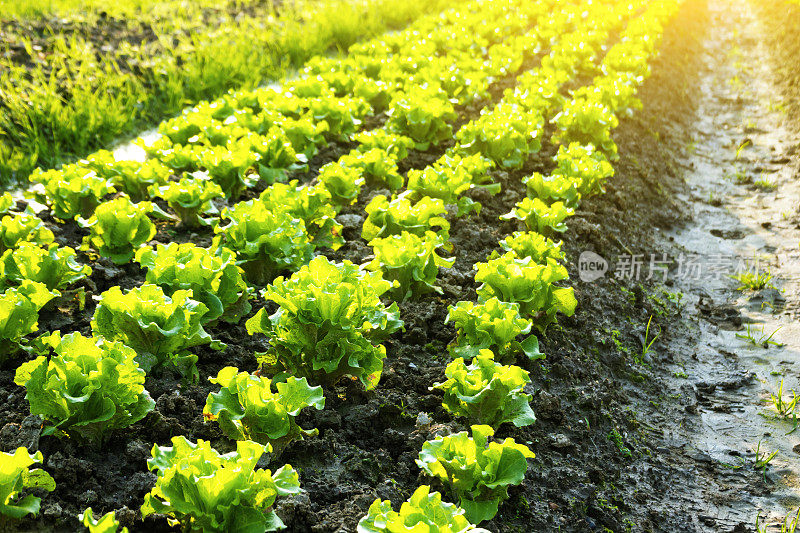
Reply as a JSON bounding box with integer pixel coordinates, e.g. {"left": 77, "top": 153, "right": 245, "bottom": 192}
{"left": 0, "top": 1, "right": 729, "bottom": 531}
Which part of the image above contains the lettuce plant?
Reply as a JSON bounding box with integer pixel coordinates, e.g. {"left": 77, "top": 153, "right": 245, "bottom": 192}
{"left": 14, "top": 332, "right": 155, "bottom": 444}
{"left": 522, "top": 173, "right": 581, "bottom": 207}
{"left": 323, "top": 71, "right": 359, "bottom": 99}
{"left": 0, "top": 242, "right": 91, "bottom": 292}
{"left": 141, "top": 437, "right": 301, "bottom": 532}
{"left": 0, "top": 212, "right": 54, "bottom": 254}
{"left": 573, "top": 78, "right": 642, "bottom": 120}
{"left": 505, "top": 76, "right": 565, "bottom": 117}
{"left": 83, "top": 151, "right": 171, "bottom": 201}
{"left": 233, "top": 109, "right": 283, "bottom": 137}
{"left": 151, "top": 142, "right": 197, "bottom": 174}
{"left": 365, "top": 231, "right": 454, "bottom": 301}
{"left": 316, "top": 162, "right": 364, "bottom": 206}
{"left": 78, "top": 196, "right": 156, "bottom": 265}
{"left": 30, "top": 166, "right": 115, "bottom": 220}
{"left": 259, "top": 182, "right": 343, "bottom": 250}
{"left": 213, "top": 200, "right": 314, "bottom": 285}
{"left": 431, "top": 59, "right": 490, "bottom": 102}
{"left": 259, "top": 91, "right": 312, "bottom": 119}
{"left": 80, "top": 508, "right": 128, "bottom": 533}
{"left": 388, "top": 92, "right": 456, "bottom": 151}
{"left": 281, "top": 116, "right": 329, "bottom": 159}
{"left": 552, "top": 97, "right": 619, "bottom": 160}
{"left": 553, "top": 142, "right": 614, "bottom": 196}
{"left": 603, "top": 44, "right": 652, "bottom": 82}
{"left": 0, "top": 281, "right": 57, "bottom": 363}
{"left": 406, "top": 154, "right": 497, "bottom": 216}
{"left": 237, "top": 129, "right": 307, "bottom": 184}
{"left": 0, "top": 448, "right": 55, "bottom": 519}
{"left": 340, "top": 148, "right": 403, "bottom": 191}
{"left": 246, "top": 256, "right": 402, "bottom": 390}
{"left": 135, "top": 243, "right": 251, "bottom": 325}
{"left": 358, "top": 485, "right": 488, "bottom": 533}
{"left": 91, "top": 284, "right": 220, "bottom": 377}
{"left": 432, "top": 350, "right": 535, "bottom": 429}
{"left": 352, "top": 130, "right": 415, "bottom": 161}
{"left": 354, "top": 78, "right": 394, "bottom": 112}
{"left": 496, "top": 231, "right": 564, "bottom": 264}
{"left": 196, "top": 145, "right": 259, "bottom": 199}
{"left": 288, "top": 75, "right": 336, "bottom": 98}
{"left": 204, "top": 367, "right": 324, "bottom": 452}
{"left": 416, "top": 425, "right": 534, "bottom": 523}
{"left": 159, "top": 110, "right": 218, "bottom": 144}
{"left": 446, "top": 298, "right": 540, "bottom": 361}
{"left": 456, "top": 105, "right": 543, "bottom": 169}
{"left": 151, "top": 174, "right": 224, "bottom": 228}
{"left": 192, "top": 120, "right": 251, "bottom": 147}
{"left": 309, "top": 96, "right": 366, "bottom": 140}
{"left": 474, "top": 254, "right": 576, "bottom": 332}
{"left": 0, "top": 192, "right": 14, "bottom": 213}
{"left": 362, "top": 193, "right": 450, "bottom": 242}
{"left": 500, "top": 197, "right": 574, "bottom": 234}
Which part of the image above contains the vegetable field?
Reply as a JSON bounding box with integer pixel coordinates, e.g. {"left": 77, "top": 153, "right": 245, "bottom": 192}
{"left": 3, "top": 0, "right": 800, "bottom": 531}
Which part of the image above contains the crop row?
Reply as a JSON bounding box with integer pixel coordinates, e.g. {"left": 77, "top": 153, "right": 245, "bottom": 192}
{"left": 354, "top": 0, "right": 682, "bottom": 526}
{"left": 0, "top": 0, "right": 681, "bottom": 530}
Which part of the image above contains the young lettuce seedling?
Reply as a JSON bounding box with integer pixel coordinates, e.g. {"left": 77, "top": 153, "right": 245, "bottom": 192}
{"left": 141, "top": 437, "right": 301, "bottom": 532}
{"left": 204, "top": 367, "right": 324, "bottom": 453}
{"left": 29, "top": 165, "right": 115, "bottom": 220}
{"left": 0, "top": 281, "right": 57, "bottom": 363}
{"left": 500, "top": 197, "right": 574, "bottom": 235}
{"left": 0, "top": 212, "right": 55, "bottom": 255}
{"left": 0, "top": 242, "right": 91, "bottom": 292}
{"left": 456, "top": 103, "right": 543, "bottom": 170}
{"left": 416, "top": 425, "right": 535, "bottom": 523}
{"left": 14, "top": 332, "right": 155, "bottom": 444}
{"left": 78, "top": 196, "right": 157, "bottom": 265}
{"left": 135, "top": 243, "right": 252, "bottom": 325}
{"left": 82, "top": 151, "right": 171, "bottom": 202}
{"left": 432, "top": 349, "right": 536, "bottom": 429}
{"left": 365, "top": 231, "right": 454, "bottom": 301}
{"left": 246, "top": 256, "right": 402, "bottom": 390}
{"left": 362, "top": 192, "right": 450, "bottom": 243}
{"left": 258, "top": 181, "right": 343, "bottom": 250}
{"left": 79, "top": 508, "right": 128, "bottom": 533}
{"left": 0, "top": 448, "right": 55, "bottom": 520}
{"left": 213, "top": 200, "right": 314, "bottom": 285}
{"left": 151, "top": 173, "right": 224, "bottom": 228}
{"left": 474, "top": 253, "right": 576, "bottom": 332}
{"left": 358, "top": 485, "right": 489, "bottom": 533}
{"left": 446, "top": 298, "right": 542, "bottom": 361}
{"left": 91, "top": 284, "right": 223, "bottom": 379}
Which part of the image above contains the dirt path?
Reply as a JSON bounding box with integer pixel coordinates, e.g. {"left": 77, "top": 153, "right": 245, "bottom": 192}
{"left": 652, "top": 0, "right": 800, "bottom": 529}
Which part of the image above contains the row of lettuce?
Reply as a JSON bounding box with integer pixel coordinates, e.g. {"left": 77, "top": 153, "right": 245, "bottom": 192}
{"left": 366, "top": 0, "right": 679, "bottom": 527}
{"left": 0, "top": 0, "right": 679, "bottom": 530}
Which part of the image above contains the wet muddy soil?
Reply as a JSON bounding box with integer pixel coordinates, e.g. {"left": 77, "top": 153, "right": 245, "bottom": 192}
{"left": 612, "top": 0, "right": 800, "bottom": 530}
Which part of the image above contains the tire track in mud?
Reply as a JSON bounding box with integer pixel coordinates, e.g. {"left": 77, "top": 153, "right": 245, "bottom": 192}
{"left": 653, "top": 0, "right": 800, "bottom": 529}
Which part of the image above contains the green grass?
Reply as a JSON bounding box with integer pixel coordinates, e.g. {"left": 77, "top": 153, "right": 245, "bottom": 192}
{"left": 0, "top": 0, "right": 456, "bottom": 186}
{"left": 0, "top": 0, "right": 245, "bottom": 19}
{"left": 730, "top": 263, "right": 775, "bottom": 290}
